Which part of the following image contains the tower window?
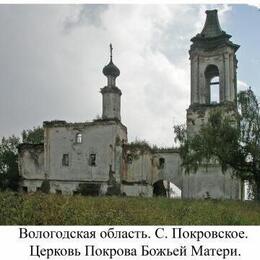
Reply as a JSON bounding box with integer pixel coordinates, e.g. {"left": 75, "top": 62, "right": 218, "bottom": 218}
{"left": 89, "top": 154, "right": 96, "bottom": 166}
{"left": 62, "top": 154, "right": 69, "bottom": 166}
{"left": 204, "top": 64, "right": 220, "bottom": 104}
{"left": 76, "top": 133, "right": 82, "bottom": 143}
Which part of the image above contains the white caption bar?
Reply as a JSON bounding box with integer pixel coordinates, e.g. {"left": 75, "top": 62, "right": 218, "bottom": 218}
{"left": 0, "top": 226, "right": 259, "bottom": 259}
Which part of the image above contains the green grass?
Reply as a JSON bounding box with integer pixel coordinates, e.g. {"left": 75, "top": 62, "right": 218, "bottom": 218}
{"left": 0, "top": 192, "right": 260, "bottom": 225}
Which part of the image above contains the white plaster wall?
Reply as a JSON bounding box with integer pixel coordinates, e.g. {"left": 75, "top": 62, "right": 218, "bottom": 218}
{"left": 102, "top": 92, "right": 121, "bottom": 120}
{"left": 45, "top": 122, "right": 127, "bottom": 185}
{"left": 123, "top": 151, "right": 154, "bottom": 184}
{"left": 182, "top": 166, "right": 241, "bottom": 199}
{"left": 154, "top": 152, "right": 183, "bottom": 189}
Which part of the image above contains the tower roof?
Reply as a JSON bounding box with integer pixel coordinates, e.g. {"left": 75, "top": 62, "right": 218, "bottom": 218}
{"left": 201, "top": 10, "right": 224, "bottom": 38}
{"left": 102, "top": 44, "right": 120, "bottom": 77}
{"left": 190, "top": 9, "right": 239, "bottom": 51}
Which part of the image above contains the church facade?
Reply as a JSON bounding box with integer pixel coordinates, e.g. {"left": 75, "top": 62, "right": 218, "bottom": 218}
{"left": 18, "top": 10, "right": 243, "bottom": 199}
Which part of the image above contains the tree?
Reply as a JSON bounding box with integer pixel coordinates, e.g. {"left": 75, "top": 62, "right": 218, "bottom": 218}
{"left": 174, "top": 88, "right": 260, "bottom": 201}
{"left": 0, "top": 126, "right": 44, "bottom": 191}
{"left": 0, "top": 135, "right": 20, "bottom": 191}
{"left": 22, "top": 126, "right": 44, "bottom": 144}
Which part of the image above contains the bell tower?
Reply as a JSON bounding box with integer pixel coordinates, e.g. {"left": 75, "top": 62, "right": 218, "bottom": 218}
{"left": 182, "top": 9, "right": 242, "bottom": 200}
{"left": 187, "top": 9, "right": 239, "bottom": 134}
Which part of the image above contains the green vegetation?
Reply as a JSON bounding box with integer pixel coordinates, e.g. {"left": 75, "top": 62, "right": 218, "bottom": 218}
{"left": 174, "top": 88, "right": 260, "bottom": 201}
{"left": 0, "top": 126, "right": 43, "bottom": 192}
{"left": 0, "top": 192, "right": 260, "bottom": 225}
{"left": 22, "top": 126, "right": 44, "bottom": 144}
{"left": 0, "top": 136, "right": 20, "bottom": 191}
{"left": 126, "top": 140, "right": 177, "bottom": 154}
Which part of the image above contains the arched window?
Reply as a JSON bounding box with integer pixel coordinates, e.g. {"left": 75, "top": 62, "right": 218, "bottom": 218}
{"left": 76, "top": 133, "right": 82, "bottom": 143}
{"left": 210, "top": 76, "right": 220, "bottom": 103}
{"left": 204, "top": 65, "right": 220, "bottom": 104}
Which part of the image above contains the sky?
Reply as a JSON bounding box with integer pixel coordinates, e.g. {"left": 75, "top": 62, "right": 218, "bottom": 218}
{"left": 0, "top": 4, "right": 259, "bottom": 147}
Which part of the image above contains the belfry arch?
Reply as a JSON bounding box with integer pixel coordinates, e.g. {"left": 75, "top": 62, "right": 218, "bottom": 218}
{"left": 189, "top": 10, "right": 239, "bottom": 106}
{"left": 204, "top": 64, "right": 220, "bottom": 103}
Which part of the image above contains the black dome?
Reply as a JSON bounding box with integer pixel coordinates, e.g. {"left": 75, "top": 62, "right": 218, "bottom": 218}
{"left": 103, "top": 60, "right": 120, "bottom": 77}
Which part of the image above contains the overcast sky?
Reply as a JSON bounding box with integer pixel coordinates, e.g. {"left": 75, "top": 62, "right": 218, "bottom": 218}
{"left": 0, "top": 4, "right": 259, "bottom": 147}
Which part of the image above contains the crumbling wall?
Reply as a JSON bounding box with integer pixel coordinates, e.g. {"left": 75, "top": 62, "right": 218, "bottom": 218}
{"left": 153, "top": 151, "right": 183, "bottom": 190}
{"left": 121, "top": 144, "right": 185, "bottom": 197}
{"left": 18, "top": 144, "right": 44, "bottom": 180}
{"left": 43, "top": 120, "right": 127, "bottom": 194}
{"left": 187, "top": 102, "right": 238, "bottom": 136}
{"left": 18, "top": 144, "right": 45, "bottom": 192}
{"left": 121, "top": 143, "right": 154, "bottom": 196}
{"left": 182, "top": 166, "right": 242, "bottom": 199}
{"left": 122, "top": 143, "right": 154, "bottom": 184}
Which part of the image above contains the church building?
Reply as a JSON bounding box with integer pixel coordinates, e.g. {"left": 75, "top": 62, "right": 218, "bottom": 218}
{"left": 18, "top": 9, "right": 243, "bottom": 199}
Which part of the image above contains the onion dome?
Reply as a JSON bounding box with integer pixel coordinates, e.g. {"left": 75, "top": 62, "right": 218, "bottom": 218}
{"left": 102, "top": 44, "right": 120, "bottom": 78}
{"left": 103, "top": 60, "right": 120, "bottom": 77}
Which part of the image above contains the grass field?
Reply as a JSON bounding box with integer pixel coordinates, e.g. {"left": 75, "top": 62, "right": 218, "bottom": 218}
{"left": 0, "top": 192, "right": 260, "bottom": 225}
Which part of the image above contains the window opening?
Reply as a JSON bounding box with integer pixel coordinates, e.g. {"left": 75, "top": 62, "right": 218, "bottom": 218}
{"left": 159, "top": 158, "right": 165, "bottom": 169}
{"left": 204, "top": 64, "right": 220, "bottom": 104}
{"left": 89, "top": 154, "right": 96, "bottom": 166}
{"left": 62, "top": 154, "right": 69, "bottom": 166}
{"left": 76, "top": 133, "right": 82, "bottom": 143}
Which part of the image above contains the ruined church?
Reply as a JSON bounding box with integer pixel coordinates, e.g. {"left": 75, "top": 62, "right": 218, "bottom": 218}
{"left": 18, "top": 10, "right": 243, "bottom": 199}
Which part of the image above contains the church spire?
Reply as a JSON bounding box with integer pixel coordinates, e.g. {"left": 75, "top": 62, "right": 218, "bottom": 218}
{"left": 201, "top": 10, "right": 224, "bottom": 38}
{"left": 190, "top": 9, "right": 239, "bottom": 51}
{"left": 101, "top": 44, "right": 122, "bottom": 121}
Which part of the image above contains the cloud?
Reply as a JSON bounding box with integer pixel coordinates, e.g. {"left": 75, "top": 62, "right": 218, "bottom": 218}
{"left": 238, "top": 80, "right": 250, "bottom": 91}
{"left": 63, "top": 4, "right": 108, "bottom": 32}
{"left": 247, "top": 4, "right": 260, "bottom": 9}
{"left": 0, "top": 4, "right": 232, "bottom": 147}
